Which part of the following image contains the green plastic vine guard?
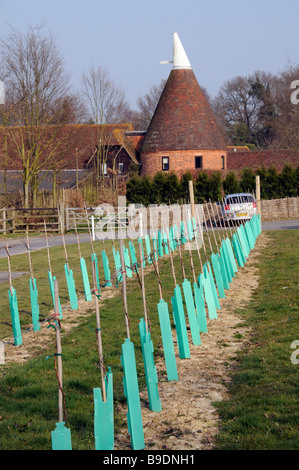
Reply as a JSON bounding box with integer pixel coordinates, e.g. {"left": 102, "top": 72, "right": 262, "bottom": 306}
{"left": 172, "top": 225, "right": 178, "bottom": 250}
{"left": 94, "top": 367, "right": 114, "bottom": 450}
{"left": 158, "top": 230, "right": 163, "bottom": 257}
{"left": 162, "top": 231, "right": 169, "bottom": 255}
{"left": 218, "top": 250, "right": 229, "bottom": 290}
{"left": 193, "top": 277, "right": 208, "bottom": 333}
{"left": 202, "top": 265, "right": 218, "bottom": 320}
{"left": 112, "top": 247, "right": 122, "bottom": 282}
{"left": 220, "top": 243, "right": 232, "bottom": 284}
{"left": 123, "top": 244, "right": 133, "bottom": 278}
{"left": 225, "top": 238, "right": 238, "bottom": 274}
{"left": 129, "top": 241, "right": 138, "bottom": 273}
{"left": 137, "top": 237, "right": 146, "bottom": 267}
{"left": 168, "top": 227, "right": 175, "bottom": 252}
{"left": 245, "top": 221, "right": 255, "bottom": 250}
{"left": 227, "top": 239, "right": 236, "bottom": 278}
{"left": 206, "top": 262, "right": 221, "bottom": 310}
{"left": 237, "top": 226, "right": 249, "bottom": 260}
{"left": 232, "top": 232, "right": 244, "bottom": 268}
{"left": 80, "top": 257, "right": 92, "bottom": 301}
{"left": 180, "top": 221, "right": 187, "bottom": 244}
{"left": 48, "top": 271, "right": 62, "bottom": 318}
{"left": 8, "top": 287, "right": 22, "bottom": 346}
{"left": 51, "top": 422, "right": 72, "bottom": 450}
{"left": 91, "top": 252, "right": 101, "bottom": 290}
{"left": 211, "top": 253, "right": 226, "bottom": 299}
{"left": 29, "top": 277, "right": 40, "bottom": 331}
{"left": 145, "top": 234, "right": 152, "bottom": 264}
{"left": 121, "top": 337, "right": 145, "bottom": 450}
{"left": 139, "top": 318, "right": 162, "bottom": 412}
{"left": 157, "top": 298, "right": 178, "bottom": 381}
{"left": 171, "top": 285, "right": 190, "bottom": 359}
{"left": 182, "top": 278, "right": 201, "bottom": 345}
{"left": 102, "top": 250, "right": 112, "bottom": 287}
{"left": 64, "top": 264, "right": 78, "bottom": 310}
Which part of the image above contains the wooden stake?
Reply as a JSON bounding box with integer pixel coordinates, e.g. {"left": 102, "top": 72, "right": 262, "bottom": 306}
{"left": 256, "top": 175, "right": 261, "bottom": 217}
{"left": 26, "top": 229, "right": 34, "bottom": 283}
{"left": 44, "top": 220, "right": 52, "bottom": 274}
{"left": 84, "top": 204, "right": 95, "bottom": 255}
{"left": 190, "top": 209, "right": 204, "bottom": 273}
{"left": 182, "top": 220, "right": 197, "bottom": 283}
{"left": 219, "top": 198, "right": 234, "bottom": 237}
{"left": 195, "top": 208, "right": 210, "bottom": 268}
{"left": 209, "top": 201, "right": 223, "bottom": 244}
{"left": 119, "top": 239, "right": 130, "bottom": 339}
{"left": 73, "top": 213, "right": 82, "bottom": 260}
{"left": 188, "top": 180, "right": 196, "bottom": 220}
{"left": 139, "top": 242, "right": 149, "bottom": 332}
{"left": 177, "top": 240, "right": 186, "bottom": 280}
{"left": 91, "top": 259, "right": 106, "bottom": 402}
{"left": 168, "top": 241, "right": 177, "bottom": 287}
{"left": 215, "top": 200, "right": 230, "bottom": 239}
{"left": 205, "top": 202, "right": 219, "bottom": 253}
{"left": 58, "top": 207, "right": 69, "bottom": 269}
{"left": 5, "top": 244, "right": 13, "bottom": 296}
{"left": 202, "top": 207, "right": 214, "bottom": 254}
{"left": 54, "top": 279, "right": 64, "bottom": 423}
{"left": 152, "top": 239, "right": 163, "bottom": 300}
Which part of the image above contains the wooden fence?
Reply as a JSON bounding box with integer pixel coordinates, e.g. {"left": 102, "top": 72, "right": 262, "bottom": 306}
{"left": 0, "top": 205, "right": 105, "bottom": 234}
{"left": 0, "top": 207, "right": 60, "bottom": 234}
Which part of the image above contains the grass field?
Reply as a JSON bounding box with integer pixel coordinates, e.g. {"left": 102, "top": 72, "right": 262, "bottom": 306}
{"left": 0, "top": 228, "right": 298, "bottom": 450}
{"left": 213, "top": 229, "right": 299, "bottom": 450}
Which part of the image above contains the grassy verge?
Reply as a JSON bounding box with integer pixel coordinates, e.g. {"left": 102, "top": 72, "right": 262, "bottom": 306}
{"left": 213, "top": 229, "right": 299, "bottom": 450}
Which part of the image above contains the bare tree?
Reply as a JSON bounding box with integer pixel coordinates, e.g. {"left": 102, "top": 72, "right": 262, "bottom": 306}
{"left": 213, "top": 75, "right": 261, "bottom": 146}
{"left": 270, "top": 64, "right": 299, "bottom": 149}
{"left": 212, "top": 69, "right": 297, "bottom": 149}
{"left": 136, "top": 78, "right": 166, "bottom": 129}
{"left": 81, "top": 65, "right": 130, "bottom": 190}
{"left": 82, "top": 65, "right": 128, "bottom": 124}
{"left": 0, "top": 24, "right": 72, "bottom": 207}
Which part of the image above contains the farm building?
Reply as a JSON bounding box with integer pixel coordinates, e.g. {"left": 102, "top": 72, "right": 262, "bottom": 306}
{"left": 1, "top": 33, "right": 299, "bottom": 197}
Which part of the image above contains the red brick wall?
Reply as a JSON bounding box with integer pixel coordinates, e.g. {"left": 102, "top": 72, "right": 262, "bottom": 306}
{"left": 227, "top": 150, "right": 299, "bottom": 172}
{"left": 140, "top": 150, "right": 227, "bottom": 176}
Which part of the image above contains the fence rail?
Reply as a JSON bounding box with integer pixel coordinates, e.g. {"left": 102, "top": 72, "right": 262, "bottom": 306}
{"left": 0, "top": 206, "right": 61, "bottom": 234}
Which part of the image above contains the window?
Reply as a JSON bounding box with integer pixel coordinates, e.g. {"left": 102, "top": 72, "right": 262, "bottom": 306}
{"left": 118, "top": 162, "right": 124, "bottom": 174}
{"left": 162, "top": 156, "right": 169, "bottom": 171}
{"left": 195, "top": 156, "right": 203, "bottom": 169}
{"left": 227, "top": 195, "right": 254, "bottom": 204}
{"left": 101, "top": 163, "right": 107, "bottom": 175}
{"left": 221, "top": 155, "right": 225, "bottom": 170}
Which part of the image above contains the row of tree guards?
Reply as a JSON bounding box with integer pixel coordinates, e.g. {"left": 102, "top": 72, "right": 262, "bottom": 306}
{"left": 3, "top": 182, "right": 262, "bottom": 450}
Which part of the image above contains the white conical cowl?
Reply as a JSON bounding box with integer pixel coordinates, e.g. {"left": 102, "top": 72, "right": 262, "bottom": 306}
{"left": 172, "top": 32, "right": 192, "bottom": 69}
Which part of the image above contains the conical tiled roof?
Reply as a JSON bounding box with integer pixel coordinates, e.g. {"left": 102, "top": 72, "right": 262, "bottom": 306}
{"left": 141, "top": 34, "right": 227, "bottom": 153}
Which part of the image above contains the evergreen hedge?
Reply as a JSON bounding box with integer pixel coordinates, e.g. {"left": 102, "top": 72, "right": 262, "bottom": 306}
{"left": 126, "top": 165, "right": 299, "bottom": 206}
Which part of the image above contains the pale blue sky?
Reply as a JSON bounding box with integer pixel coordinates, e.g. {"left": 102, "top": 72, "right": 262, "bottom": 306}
{"left": 0, "top": 0, "right": 298, "bottom": 109}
